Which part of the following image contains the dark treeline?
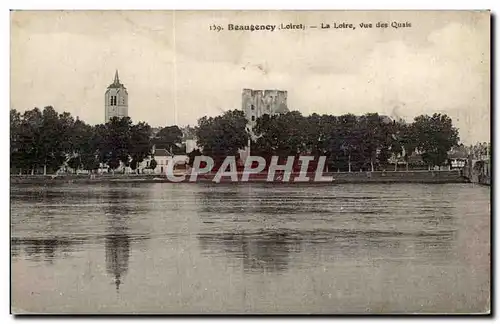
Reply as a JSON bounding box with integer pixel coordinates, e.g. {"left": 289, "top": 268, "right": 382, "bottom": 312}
{"left": 10, "top": 107, "right": 184, "bottom": 175}
{"left": 11, "top": 106, "right": 462, "bottom": 175}
{"left": 195, "top": 110, "right": 461, "bottom": 172}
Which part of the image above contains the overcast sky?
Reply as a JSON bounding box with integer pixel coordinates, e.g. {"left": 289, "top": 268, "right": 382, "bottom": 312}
{"left": 11, "top": 10, "right": 490, "bottom": 144}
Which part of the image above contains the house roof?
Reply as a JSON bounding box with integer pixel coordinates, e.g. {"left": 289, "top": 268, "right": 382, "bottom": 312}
{"left": 448, "top": 151, "right": 468, "bottom": 159}
{"left": 154, "top": 148, "right": 172, "bottom": 157}
{"left": 448, "top": 154, "right": 468, "bottom": 160}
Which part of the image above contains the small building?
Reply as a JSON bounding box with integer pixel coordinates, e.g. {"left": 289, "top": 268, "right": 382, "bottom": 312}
{"left": 450, "top": 159, "right": 467, "bottom": 169}
{"left": 141, "top": 148, "right": 189, "bottom": 175}
{"left": 151, "top": 148, "right": 171, "bottom": 174}
{"left": 448, "top": 150, "right": 468, "bottom": 170}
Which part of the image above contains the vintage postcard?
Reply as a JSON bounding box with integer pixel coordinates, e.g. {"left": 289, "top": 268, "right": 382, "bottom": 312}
{"left": 10, "top": 10, "right": 490, "bottom": 314}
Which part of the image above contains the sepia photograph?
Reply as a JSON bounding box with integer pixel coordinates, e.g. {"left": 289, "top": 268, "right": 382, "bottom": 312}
{"left": 9, "top": 10, "right": 491, "bottom": 314}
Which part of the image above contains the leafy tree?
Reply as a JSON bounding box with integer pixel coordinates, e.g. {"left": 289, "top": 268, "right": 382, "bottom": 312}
{"left": 187, "top": 149, "right": 202, "bottom": 167}
{"left": 107, "top": 158, "right": 121, "bottom": 172}
{"left": 39, "top": 107, "right": 67, "bottom": 174}
{"left": 278, "top": 111, "right": 308, "bottom": 158}
{"left": 10, "top": 109, "right": 23, "bottom": 173}
{"left": 149, "top": 158, "right": 157, "bottom": 170}
{"left": 400, "top": 123, "right": 417, "bottom": 171}
{"left": 10, "top": 106, "right": 76, "bottom": 174}
{"left": 377, "top": 118, "right": 399, "bottom": 170}
{"left": 154, "top": 125, "right": 183, "bottom": 152}
{"left": 67, "top": 157, "right": 81, "bottom": 173}
{"left": 18, "top": 108, "right": 44, "bottom": 174}
{"left": 413, "top": 113, "right": 459, "bottom": 169}
{"left": 130, "top": 122, "right": 152, "bottom": 173}
{"left": 100, "top": 117, "right": 133, "bottom": 173}
{"left": 181, "top": 125, "right": 196, "bottom": 140}
{"left": 65, "top": 118, "right": 97, "bottom": 172}
{"left": 386, "top": 121, "right": 404, "bottom": 171}
{"left": 306, "top": 114, "right": 334, "bottom": 157}
{"left": 79, "top": 123, "right": 101, "bottom": 172}
{"left": 336, "top": 114, "right": 359, "bottom": 172}
{"left": 253, "top": 111, "right": 307, "bottom": 168}
{"left": 58, "top": 111, "right": 76, "bottom": 156}
{"left": 196, "top": 110, "right": 249, "bottom": 168}
{"left": 357, "top": 113, "right": 386, "bottom": 172}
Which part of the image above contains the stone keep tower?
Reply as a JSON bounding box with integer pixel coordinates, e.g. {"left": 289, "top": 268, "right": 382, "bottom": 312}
{"left": 105, "top": 70, "right": 128, "bottom": 121}
{"left": 240, "top": 89, "right": 289, "bottom": 161}
{"left": 242, "top": 89, "right": 289, "bottom": 135}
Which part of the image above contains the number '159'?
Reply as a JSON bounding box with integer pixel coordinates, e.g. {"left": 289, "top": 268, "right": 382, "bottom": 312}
{"left": 210, "top": 25, "right": 223, "bottom": 32}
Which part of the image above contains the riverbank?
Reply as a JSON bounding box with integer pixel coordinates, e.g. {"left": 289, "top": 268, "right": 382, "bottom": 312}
{"left": 10, "top": 170, "right": 468, "bottom": 184}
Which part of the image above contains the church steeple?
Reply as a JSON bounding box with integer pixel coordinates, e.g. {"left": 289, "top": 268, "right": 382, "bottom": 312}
{"left": 114, "top": 69, "right": 120, "bottom": 85}
{"left": 105, "top": 70, "right": 128, "bottom": 121}
{"left": 108, "top": 70, "right": 125, "bottom": 89}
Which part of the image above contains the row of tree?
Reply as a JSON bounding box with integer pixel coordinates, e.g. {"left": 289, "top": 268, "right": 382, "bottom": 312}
{"left": 195, "top": 110, "right": 460, "bottom": 172}
{"left": 467, "top": 142, "right": 491, "bottom": 160}
{"left": 10, "top": 107, "right": 185, "bottom": 174}
{"left": 10, "top": 106, "right": 462, "bottom": 174}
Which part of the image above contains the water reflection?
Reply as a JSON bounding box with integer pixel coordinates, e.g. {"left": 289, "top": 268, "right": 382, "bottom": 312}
{"left": 10, "top": 184, "right": 96, "bottom": 205}
{"left": 11, "top": 184, "right": 152, "bottom": 293}
{"left": 105, "top": 233, "right": 130, "bottom": 292}
{"left": 198, "top": 227, "right": 456, "bottom": 274}
{"left": 104, "top": 189, "right": 133, "bottom": 293}
{"left": 198, "top": 230, "right": 302, "bottom": 273}
{"left": 11, "top": 183, "right": 488, "bottom": 313}
{"left": 11, "top": 237, "right": 85, "bottom": 263}
{"left": 195, "top": 185, "right": 458, "bottom": 274}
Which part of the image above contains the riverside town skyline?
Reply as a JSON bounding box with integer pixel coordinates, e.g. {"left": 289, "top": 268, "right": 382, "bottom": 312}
{"left": 10, "top": 11, "right": 489, "bottom": 145}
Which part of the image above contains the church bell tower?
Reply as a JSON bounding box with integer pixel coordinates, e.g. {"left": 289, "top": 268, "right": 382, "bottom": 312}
{"left": 105, "top": 70, "right": 128, "bottom": 121}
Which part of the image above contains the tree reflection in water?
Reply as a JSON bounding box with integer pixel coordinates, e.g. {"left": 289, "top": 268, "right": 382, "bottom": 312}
{"left": 198, "top": 231, "right": 302, "bottom": 273}
{"left": 195, "top": 184, "right": 457, "bottom": 273}
{"left": 11, "top": 237, "right": 83, "bottom": 263}
{"left": 198, "top": 227, "right": 456, "bottom": 275}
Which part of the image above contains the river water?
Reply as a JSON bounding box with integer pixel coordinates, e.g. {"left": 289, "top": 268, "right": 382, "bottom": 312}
{"left": 10, "top": 183, "right": 490, "bottom": 314}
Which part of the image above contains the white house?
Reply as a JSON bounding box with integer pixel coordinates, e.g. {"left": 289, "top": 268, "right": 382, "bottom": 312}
{"left": 140, "top": 148, "right": 189, "bottom": 175}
